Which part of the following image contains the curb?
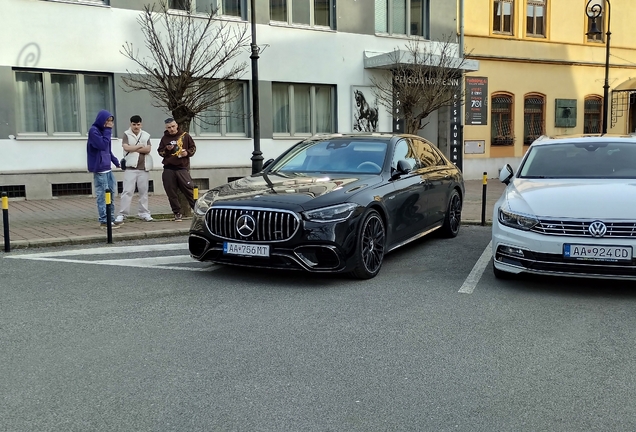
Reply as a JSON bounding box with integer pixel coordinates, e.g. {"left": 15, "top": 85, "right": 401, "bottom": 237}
{"left": 4, "top": 228, "right": 190, "bottom": 250}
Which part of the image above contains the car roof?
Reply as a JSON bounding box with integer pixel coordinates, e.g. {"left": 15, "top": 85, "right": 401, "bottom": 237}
{"left": 530, "top": 133, "right": 636, "bottom": 146}
{"left": 309, "top": 132, "right": 432, "bottom": 142}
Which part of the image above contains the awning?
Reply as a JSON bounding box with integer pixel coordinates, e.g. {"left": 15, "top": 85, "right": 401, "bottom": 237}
{"left": 614, "top": 77, "right": 636, "bottom": 92}
{"left": 364, "top": 50, "right": 480, "bottom": 72}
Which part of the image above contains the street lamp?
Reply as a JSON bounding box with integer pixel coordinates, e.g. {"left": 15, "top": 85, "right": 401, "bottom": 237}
{"left": 250, "top": 0, "right": 263, "bottom": 173}
{"left": 585, "top": 0, "right": 611, "bottom": 134}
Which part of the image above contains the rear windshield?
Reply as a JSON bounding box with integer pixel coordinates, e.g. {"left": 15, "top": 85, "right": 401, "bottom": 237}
{"left": 518, "top": 142, "right": 636, "bottom": 178}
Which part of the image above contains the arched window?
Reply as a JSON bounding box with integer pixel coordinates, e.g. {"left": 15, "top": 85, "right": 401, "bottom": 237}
{"left": 524, "top": 94, "right": 545, "bottom": 144}
{"left": 584, "top": 96, "right": 603, "bottom": 133}
{"left": 491, "top": 93, "right": 514, "bottom": 146}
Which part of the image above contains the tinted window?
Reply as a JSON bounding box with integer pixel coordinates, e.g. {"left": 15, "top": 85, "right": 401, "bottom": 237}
{"left": 519, "top": 142, "right": 636, "bottom": 178}
{"left": 411, "top": 139, "right": 443, "bottom": 168}
{"left": 392, "top": 139, "right": 419, "bottom": 172}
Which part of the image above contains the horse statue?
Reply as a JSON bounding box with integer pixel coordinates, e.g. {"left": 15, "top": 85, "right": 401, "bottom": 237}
{"left": 353, "top": 90, "right": 379, "bottom": 132}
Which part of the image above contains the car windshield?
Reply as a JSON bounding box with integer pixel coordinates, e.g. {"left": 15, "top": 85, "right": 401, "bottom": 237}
{"left": 269, "top": 138, "right": 389, "bottom": 174}
{"left": 518, "top": 141, "right": 636, "bottom": 179}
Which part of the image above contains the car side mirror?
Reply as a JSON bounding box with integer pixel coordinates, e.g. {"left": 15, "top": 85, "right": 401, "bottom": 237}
{"left": 262, "top": 158, "right": 275, "bottom": 170}
{"left": 391, "top": 160, "right": 412, "bottom": 179}
{"left": 397, "top": 160, "right": 412, "bottom": 174}
{"left": 499, "top": 163, "right": 514, "bottom": 185}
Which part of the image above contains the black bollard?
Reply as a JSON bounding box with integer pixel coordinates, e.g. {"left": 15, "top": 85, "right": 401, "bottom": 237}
{"left": 105, "top": 189, "right": 113, "bottom": 244}
{"left": 481, "top": 172, "right": 487, "bottom": 226}
{"left": 2, "top": 192, "right": 9, "bottom": 253}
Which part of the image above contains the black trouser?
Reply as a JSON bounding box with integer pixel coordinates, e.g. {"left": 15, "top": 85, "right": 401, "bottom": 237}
{"left": 162, "top": 168, "right": 195, "bottom": 214}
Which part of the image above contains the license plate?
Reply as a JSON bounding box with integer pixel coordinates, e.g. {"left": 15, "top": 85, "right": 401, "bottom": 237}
{"left": 223, "top": 242, "right": 270, "bottom": 257}
{"left": 563, "top": 244, "right": 633, "bottom": 262}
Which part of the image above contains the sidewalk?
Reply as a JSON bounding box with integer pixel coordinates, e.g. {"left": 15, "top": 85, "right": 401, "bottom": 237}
{"left": 0, "top": 179, "right": 506, "bottom": 250}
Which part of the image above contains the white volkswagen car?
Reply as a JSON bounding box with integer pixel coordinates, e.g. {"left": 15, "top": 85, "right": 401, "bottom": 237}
{"left": 492, "top": 134, "right": 636, "bottom": 280}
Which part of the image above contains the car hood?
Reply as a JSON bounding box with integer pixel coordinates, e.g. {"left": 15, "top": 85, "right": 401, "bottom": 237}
{"left": 502, "top": 179, "right": 636, "bottom": 219}
{"left": 204, "top": 172, "right": 381, "bottom": 210}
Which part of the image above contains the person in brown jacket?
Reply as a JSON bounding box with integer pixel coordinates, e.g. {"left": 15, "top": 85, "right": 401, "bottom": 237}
{"left": 157, "top": 118, "right": 197, "bottom": 221}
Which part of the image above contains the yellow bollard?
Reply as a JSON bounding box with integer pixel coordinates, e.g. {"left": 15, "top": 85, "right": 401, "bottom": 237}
{"left": 2, "top": 192, "right": 10, "bottom": 252}
{"left": 105, "top": 190, "right": 111, "bottom": 205}
{"left": 193, "top": 187, "right": 199, "bottom": 200}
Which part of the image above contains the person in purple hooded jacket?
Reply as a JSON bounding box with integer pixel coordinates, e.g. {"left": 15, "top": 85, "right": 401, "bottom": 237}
{"left": 87, "top": 109, "right": 122, "bottom": 229}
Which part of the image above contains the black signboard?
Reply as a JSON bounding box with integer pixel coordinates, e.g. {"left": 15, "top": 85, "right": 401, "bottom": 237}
{"left": 392, "top": 74, "right": 404, "bottom": 133}
{"left": 450, "top": 92, "right": 463, "bottom": 171}
{"left": 465, "top": 77, "right": 488, "bottom": 126}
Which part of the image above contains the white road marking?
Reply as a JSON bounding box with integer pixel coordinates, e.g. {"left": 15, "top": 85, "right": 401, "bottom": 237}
{"left": 5, "top": 243, "right": 188, "bottom": 258}
{"left": 5, "top": 243, "right": 220, "bottom": 272}
{"left": 458, "top": 241, "right": 492, "bottom": 294}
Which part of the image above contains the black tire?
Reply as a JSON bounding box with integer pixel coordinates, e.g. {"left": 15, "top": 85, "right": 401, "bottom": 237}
{"left": 493, "top": 263, "right": 514, "bottom": 279}
{"left": 350, "top": 209, "right": 386, "bottom": 279}
{"left": 439, "top": 189, "right": 462, "bottom": 238}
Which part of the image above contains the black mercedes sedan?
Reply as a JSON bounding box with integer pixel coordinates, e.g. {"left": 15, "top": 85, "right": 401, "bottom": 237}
{"left": 188, "top": 133, "right": 464, "bottom": 279}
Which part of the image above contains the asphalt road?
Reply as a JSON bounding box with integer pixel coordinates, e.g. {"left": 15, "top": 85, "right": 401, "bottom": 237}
{"left": 2, "top": 227, "right": 636, "bottom": 431}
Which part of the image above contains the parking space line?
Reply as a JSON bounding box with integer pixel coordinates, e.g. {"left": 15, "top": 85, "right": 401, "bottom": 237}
{"left": 458, "top": 241, "right": 492, "bottom": 294}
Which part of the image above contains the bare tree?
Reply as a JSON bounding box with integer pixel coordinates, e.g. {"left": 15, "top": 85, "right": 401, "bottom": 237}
{"left": 370, "top": 36, "right": 470, "bottom": 135}
{"left": 121, "top": 0, "right": 250, "bottom": 132}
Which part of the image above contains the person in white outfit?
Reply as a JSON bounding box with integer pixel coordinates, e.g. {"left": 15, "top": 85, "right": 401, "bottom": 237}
{"left": 116, "top": 115, "right": 154, "bottom": 222}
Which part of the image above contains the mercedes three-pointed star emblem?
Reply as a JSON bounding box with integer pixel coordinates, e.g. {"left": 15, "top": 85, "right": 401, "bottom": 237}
{"left": 236, "top": 214, "right": 256, "bottom": 237}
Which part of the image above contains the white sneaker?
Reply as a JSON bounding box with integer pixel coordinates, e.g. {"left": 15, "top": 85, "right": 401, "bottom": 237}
{"left": 115, "top": 215, "right": 125, "bottom": 223}
{"left": 140, "top": 215, "right": 154, "bottom": 222}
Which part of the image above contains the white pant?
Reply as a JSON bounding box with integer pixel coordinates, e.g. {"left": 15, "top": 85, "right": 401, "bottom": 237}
{"left": 118, "top": 169, "right": 151, "bottom": 218}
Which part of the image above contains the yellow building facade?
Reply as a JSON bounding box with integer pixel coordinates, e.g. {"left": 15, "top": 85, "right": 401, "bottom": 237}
{"left": 462, "top": 0, "right": 636, "bottom": 177}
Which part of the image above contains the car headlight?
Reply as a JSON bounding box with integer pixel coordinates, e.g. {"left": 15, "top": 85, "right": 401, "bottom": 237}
{"left": 194, "top": 197, "right": 211, "bottom": 216}
{"left": 498, "top": 207, "right": 538, "bottom": 231}
{"left": 302, "top": 203, "right": 358, "bottom": 223}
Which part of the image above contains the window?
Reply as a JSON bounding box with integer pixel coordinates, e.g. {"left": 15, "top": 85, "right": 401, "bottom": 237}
{"left": 491, "top": 93, "right": 514, "bottom": 146}
{"left": 169, "top": 0, "right": 243, "bottom": 18}
{"left": 526, "top": 0, "right": 545, "bottom": 37}
{"left": 392, "top": 139, "right": 419, "bottom": 172}
{"left": 523, "top": 94, "right": 545, "bottom": 144}
{"left": 493, "top": 0, "right": 514, "bottom": 34}
{"left": 270, "top": 0, "right": 333, "bottom": 28}
{"left": 405, "top": 138, "right": 442, "bottom": 168}
{"left": 375, "top": 0, "right": 430, "bottom": 37}
{"left": 584, "top": 96, "right": 603, "bottom": 133}
{"left": 586, "top": 7, "right": 604, "bottom": 42}
{"left": 272, "top": 83, "right": 335, "bottom": 136}
{"left": 14, "top": 70, "right": 114, "bottom": 136}
{"left": 197, "top": 81, "right": 248, "bottom": 136}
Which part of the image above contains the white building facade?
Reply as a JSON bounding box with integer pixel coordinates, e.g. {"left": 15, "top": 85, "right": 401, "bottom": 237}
{"left": 1, "top": 0, "right": 475, "bottom": 200}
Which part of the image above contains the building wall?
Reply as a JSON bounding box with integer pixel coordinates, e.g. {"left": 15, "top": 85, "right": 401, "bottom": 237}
{"left": 0, "top": 0, "right": 460, "bottom": 199}
{"left": 462, "top": 0, "right": 636, "bottom": 179}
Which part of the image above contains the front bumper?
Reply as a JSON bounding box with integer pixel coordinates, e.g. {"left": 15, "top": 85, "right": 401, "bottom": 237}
{"left": 188, "top": 212, "right": 360, "bottom": 273}
{"left": 492, "top": 221, "right": 636, "bottom": 280}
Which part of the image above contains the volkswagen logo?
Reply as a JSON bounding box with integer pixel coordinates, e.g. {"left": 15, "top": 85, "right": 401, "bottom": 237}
{"left": 236, "top": 214, "right": 256, "bottom": 237}
{"left": 588, "top": 221, "right": 607, "bottom": 238}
